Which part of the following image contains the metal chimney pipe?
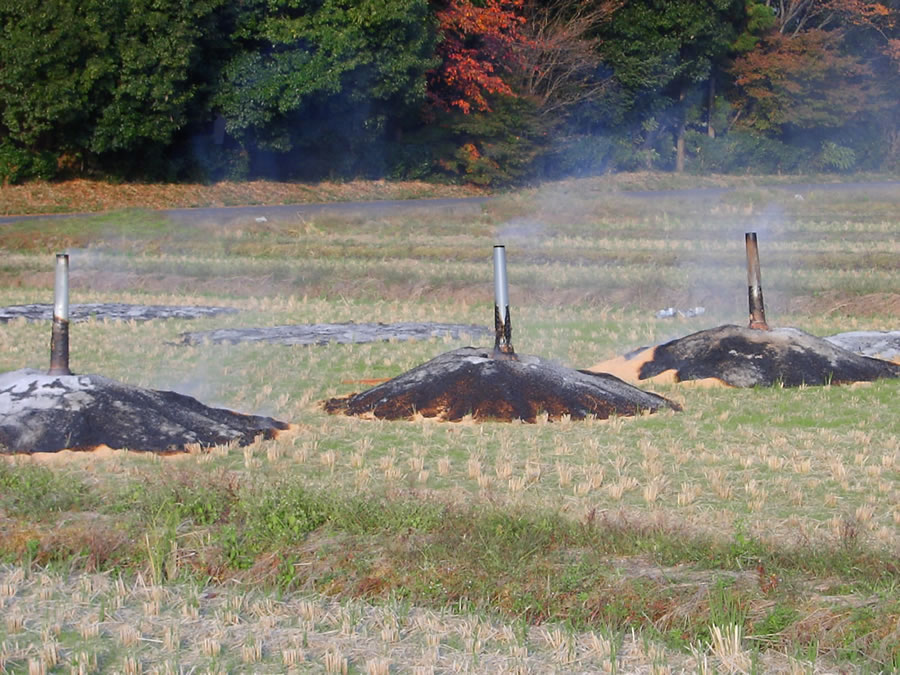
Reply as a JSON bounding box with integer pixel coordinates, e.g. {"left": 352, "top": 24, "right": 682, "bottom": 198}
{"left": 745, "top": 232, "right": 769, "bottom": 330}
{"left": 49, "top": 253, "right": 72, "bottom": 375}
{"left": 492, "top": 245, "right": 516, "bottom": 359}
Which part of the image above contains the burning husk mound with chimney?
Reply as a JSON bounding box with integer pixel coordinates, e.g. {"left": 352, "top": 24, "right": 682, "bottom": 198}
{"left": 0, "top": 254, "right": 289, "bottom": 455}
{"left": 0, "top": 369, "right": 288, "bottom": 454}
{"left": 588, "top": 233, "right": 900, "bottom": 388}
{"left": 325, "top": 246, "right": 680, "bottom": 423}
{"left": 323, "top": 347, "right": 679, "bottom": 422}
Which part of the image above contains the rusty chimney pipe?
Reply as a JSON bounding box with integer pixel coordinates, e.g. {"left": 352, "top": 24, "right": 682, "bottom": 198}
{"left": 492, "top": 245, "right": 516, "bottom": 359}
{"left": 745, "top": 232, "right": 769, "bottom": 330}
{"left": 48, "top": 253, "right": 72, "bottom": 375}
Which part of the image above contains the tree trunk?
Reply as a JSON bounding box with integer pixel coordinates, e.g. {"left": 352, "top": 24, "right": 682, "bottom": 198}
{"left": 675, "top": 88, "right": 686, "bottom": 173}
{"left": 707, "top": 76, "right": 716, "bottom": 139}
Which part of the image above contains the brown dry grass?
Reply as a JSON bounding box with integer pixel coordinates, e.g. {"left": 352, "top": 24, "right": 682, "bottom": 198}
{"left": 0, "top": 562, "right": 719, "bottom": 673}
{"left": 0, "top": 179, "right": 487, "bottom": 216}
{"left": 6, "top": 171, "right": 884, "bottom": 217}
{"left": 786, "top": 291, "right": 900, "bottom": 318}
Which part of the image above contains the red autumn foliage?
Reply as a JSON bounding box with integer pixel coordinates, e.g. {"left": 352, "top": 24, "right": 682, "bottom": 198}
{"left": 427, "top": 0, "right": 528, "bottom": 113}
{"left": 729, "top": 0, "right": 897, "bottom": 135}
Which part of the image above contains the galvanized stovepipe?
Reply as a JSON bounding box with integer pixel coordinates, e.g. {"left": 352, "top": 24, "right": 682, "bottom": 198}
{"left": 48, "top": 253, "right": 72, "bottom": 375}
{"left": 492, "top": 245, "right": 516, "bottom": 359}
{"left": 745, "top": 232, "right": 769, "bottom": 330}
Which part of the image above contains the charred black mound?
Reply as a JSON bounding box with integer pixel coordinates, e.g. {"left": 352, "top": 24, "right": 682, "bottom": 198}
{"left": 0, "top": 369, "right": 289, "bottom": 454}
{"left": 324, "top": 347, "right": 680, "bottom": 423}
{"left": 179, "top": 322, "right": 490, "bottom": 346}
{"left": 0, "top": 303, "right": 238, "bottom": 323}
{"left": 635, "top": 325, "right": 900, "bottom": 387}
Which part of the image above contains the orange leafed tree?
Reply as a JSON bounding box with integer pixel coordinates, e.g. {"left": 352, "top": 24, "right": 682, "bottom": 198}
{"left": 427, "top": 0, "right": 528, "bottom": 113}
{"left": 731, "top": 29, "right": 878, "bottom": 131}
{"left": 730, "top": 0, "right": 896, "bottom": 134}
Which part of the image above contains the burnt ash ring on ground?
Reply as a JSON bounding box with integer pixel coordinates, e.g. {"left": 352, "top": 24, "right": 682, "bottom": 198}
{"left": 0, "top": 369, "right": 289, "bottom": 454}
{"left": 0, "top": 303, "right": 239, "bottom": 323}
{"left": 324, "top": 346, "right": 680, "bottom": 423}
{"left": 179, "top": 322, "right": 491, "bottom": 346}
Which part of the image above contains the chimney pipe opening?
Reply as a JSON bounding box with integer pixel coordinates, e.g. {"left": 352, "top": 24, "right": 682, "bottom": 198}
{"left": 49, "top": 253, "right": 72, "bottom": 375}
{"left": 745, "top": 232, "right": 769, "bottom": 331}
{"left": 492, "top": 245, "right": 516, "bottom": 359}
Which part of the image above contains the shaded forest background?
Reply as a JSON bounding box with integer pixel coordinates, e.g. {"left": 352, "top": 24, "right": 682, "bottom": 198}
{"left": 1, "top": 0, "right": 898, "bottom": 186}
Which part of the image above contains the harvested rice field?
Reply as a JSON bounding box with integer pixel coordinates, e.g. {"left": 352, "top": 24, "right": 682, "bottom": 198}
{"left": 1, "top": 176, "right": 899, "bottom": 673}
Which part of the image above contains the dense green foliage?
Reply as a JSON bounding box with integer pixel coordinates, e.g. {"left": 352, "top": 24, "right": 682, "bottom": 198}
{"left": 0, "top": 0, "right": 227, "bottom": 179}
{"left": 210, "top": 0, "right": 436, "bottom": 179}
{"left": 1, "top": 0, "right": 898, "bottom": 184}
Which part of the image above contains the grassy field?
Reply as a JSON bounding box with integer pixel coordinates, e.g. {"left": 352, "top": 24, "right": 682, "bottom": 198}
{"left": 1, "top": 176, "right": 899, "bottom": 673}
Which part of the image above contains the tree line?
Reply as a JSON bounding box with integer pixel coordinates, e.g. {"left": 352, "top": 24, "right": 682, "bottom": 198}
{"left": 1, "top": 0, "right": 898, "bottom": 185}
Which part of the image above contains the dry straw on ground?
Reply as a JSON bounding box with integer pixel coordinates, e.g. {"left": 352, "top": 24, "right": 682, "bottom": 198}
{"left": 0, "top": 179, "right": 485, "bottom": 216}
{"left": 1, "top": 177, "right": 898, "bottom": 672}
{"left": 0, "top": 564, "right": 835, "bottom": 673}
